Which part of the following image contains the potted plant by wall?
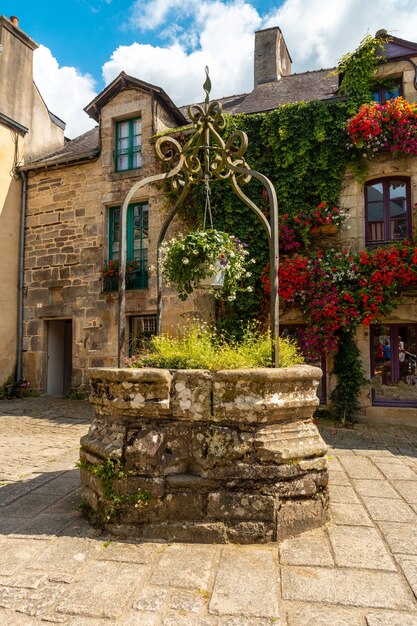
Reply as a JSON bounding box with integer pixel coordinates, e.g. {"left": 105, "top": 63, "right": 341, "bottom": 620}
{"left": 309, "top": 202, "right": 346, "bottom": 237}
{"left": 102, "top": 259, "right": 119, "bottom": 292}
{"left": 159, "top": 229, "right": 255, "bottom": 301}
{"left": 101, "top": 259, "right": 148, "bottom": 292}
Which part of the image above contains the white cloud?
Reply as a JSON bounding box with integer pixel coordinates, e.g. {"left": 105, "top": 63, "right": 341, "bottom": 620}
{"left": 33, "top": 45, "right": 97, "bottom": 138}
{"left": 104, "top": 0, "right": 417, "bottom": 111}
{"left": 103, "top": 0, "right": 261, "bottom": 105}
{"left": 131, "top": 0, "right": 188, "bottom": 31}
{"left": 264, "top": 0, "right": 417, "bottom": 72}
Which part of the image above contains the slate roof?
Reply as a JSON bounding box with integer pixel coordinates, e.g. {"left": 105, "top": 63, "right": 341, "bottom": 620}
{"left": 22, "top": 126, "right": 100, "bottom": 168}
{"left": 181, "top": 68, "right": 339, "bottom": 119}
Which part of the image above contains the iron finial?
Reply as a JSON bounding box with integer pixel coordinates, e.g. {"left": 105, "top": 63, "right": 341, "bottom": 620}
{"left": 203, "top": 66, "right": 211, "bottom": 105}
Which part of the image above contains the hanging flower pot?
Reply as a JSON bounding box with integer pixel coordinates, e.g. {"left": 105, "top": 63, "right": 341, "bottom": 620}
{"left": 159, "top": 229, "right": 255, "bottom": 301}
{"left": 198, "top": 260, "right": 225, "bottom": 289}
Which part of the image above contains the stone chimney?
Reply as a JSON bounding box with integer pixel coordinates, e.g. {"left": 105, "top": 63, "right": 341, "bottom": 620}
{"left": 254, "top": 27, "right": 292, "bottom": 87}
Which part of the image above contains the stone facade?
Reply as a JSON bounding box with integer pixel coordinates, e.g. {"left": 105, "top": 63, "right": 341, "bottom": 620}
{"left": 0, "top": 15, "right": 65, "bottom": 386}
{"left": 80, "top": 365, "right": 328, "bottom": 543}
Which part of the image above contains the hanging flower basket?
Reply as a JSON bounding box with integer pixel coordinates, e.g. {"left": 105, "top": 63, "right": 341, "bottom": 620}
{"left": 159, "top": 229, "right": 255, "bottom": 301}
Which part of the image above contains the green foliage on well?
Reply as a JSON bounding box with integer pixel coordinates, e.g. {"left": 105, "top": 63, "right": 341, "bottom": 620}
{"left": 76, "top": 458, "right": 150, "bottom": 525}
{"left": 126, "top": 322, "right": 304, "bottom": 370}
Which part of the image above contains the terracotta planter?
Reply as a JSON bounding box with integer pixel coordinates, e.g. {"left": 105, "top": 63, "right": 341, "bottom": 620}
{"left": 310, "top": 224, "right": 339, "bottom": 237}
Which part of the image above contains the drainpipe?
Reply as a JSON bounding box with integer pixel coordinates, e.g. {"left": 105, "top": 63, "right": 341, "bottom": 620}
{"left": 16, "top": 169, "right": 27, "bottom": 381}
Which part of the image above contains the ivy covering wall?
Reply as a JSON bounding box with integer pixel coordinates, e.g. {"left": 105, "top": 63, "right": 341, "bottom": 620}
{"left": 210, "top": 100, "right": 350, "bottom": 332}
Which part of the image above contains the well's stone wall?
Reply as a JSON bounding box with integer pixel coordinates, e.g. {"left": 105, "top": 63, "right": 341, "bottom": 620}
{"left": 80, "top": 365, "right": 329, "bottom": 543}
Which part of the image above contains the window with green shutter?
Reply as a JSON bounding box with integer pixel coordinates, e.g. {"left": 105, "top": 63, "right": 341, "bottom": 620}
{"left": 108, "top": 202, "right": 148, "bottom": 289}
{"left": 115, "top": 117, "right": 142, "bottom": 172}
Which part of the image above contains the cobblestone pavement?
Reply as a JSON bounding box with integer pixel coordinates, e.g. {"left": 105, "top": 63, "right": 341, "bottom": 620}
{"left": 1, "top": 398, "right": 417, "bottom": 625}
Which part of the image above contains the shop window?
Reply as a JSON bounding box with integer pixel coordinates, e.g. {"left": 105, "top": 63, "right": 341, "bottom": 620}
{"left": 280, "top": 325, "right": 327, "bottom": 403}
{"left": 129, "top": 314, "right": 157, "bottom": 355}
{"left": 371, "top": 323, "right": 417, "bottom": 406}
{"left": 115, "top": 117, "right": 142, "bottom": 172}
{"left": 365, "top": 178, "right": 411, "bottom": 245}
{"left": 109, "top": 202, "right": 148, "bottom": 289}
{"left": 372, "top": 78, "right": 402, "bottom": 104}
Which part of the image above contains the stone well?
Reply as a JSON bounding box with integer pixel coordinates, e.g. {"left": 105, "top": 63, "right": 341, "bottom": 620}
{"left": 80, "top": 365, "right": 329, "bottom": 543}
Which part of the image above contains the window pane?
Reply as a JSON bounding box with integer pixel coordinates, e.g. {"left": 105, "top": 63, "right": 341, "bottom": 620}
{"left": 386, "top": 85, "right": 400, "bottom": 100}
{"left": 117, "top": 122, "right": 129, "bottom": 139}
{"left": 390, "top": 181, "right": 407, "bottom": 240}
{"left": 118, "top": 137, "right": 129, "bottom": 151}
{"left": 373, "top": 324, "right": 417, "bottom": 404}
{"left": 133, "top": 119, "right": 142, "bottom": 136}
{"left": 367, "top": 187, "right": 384, "bottom": 241}
{"left": 132, "top": 152, "right": 142, "bottom": 169}
{"left": 115, "top": 118, "right": 142, "bottom": 172}
{"left": 117, "top": 154, "right": 129, "bottom": 171}
{"left": 129, "top": 314, "right": 157, "bottom": 355}
{"left": 366, "top": 179, "right": 409, "bottom": 243}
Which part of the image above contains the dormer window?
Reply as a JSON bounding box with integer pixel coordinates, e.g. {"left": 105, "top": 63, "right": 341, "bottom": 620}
{"left": 372, "top": 77, "right": 402, "bottom": 104}
{"left": 115, "top": 117, "right": 142, "bottom": 172}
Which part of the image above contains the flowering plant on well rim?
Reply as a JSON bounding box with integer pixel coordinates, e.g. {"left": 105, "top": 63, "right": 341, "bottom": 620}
{"left": 347, "top": 97, "right": 417, "bottom": 157}
{"left": 159, "top": 229, "right": 255, "bottom": 301}
{"left": 101, "top": 259, "right": 141, "bottom": 277}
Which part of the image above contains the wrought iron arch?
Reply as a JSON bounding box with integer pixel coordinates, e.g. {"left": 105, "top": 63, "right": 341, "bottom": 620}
{"left": 117, "top": 68, "right": 279, "bottom": 367}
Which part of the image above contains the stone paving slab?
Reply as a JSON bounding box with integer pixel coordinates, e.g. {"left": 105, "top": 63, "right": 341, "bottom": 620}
{"left": 1, "top": 398, "right": 417, "bottom": 624}
{"left": 329, "top": 502, "right": 373, "bottom": 526}
{"left": 279, "top": 529, "right": 333, "bottom": 566}
{"left": 209, "top": 547, "right": 280, "bottom": 618}
{"left": 281, "top": 566, "right": 415, "bottom": 609}
{"left": 352, "top": 478, "right": 401, "bottom": 499}
{"left": 284, "top": 602, "right": 364, "bottom": 625}
{"left": 150, "top": 545, "right": 220, "bottom": 590}
{"left": 362, "top": 496, "right": 416, "bottom": 522}
{"left": 366, "top": 612, "right": 417, "bottom": 625}
{"left": 392, "top": 480, "right": 417, "bottom": 503}
{"left": 328, "top": 525, "right": 396, "bottom": 570}
{"left": 396, "top": 554, "right": 417, "bottom": 599}
{"left": 56, "top": 561, "right": 148, "bottom": 618}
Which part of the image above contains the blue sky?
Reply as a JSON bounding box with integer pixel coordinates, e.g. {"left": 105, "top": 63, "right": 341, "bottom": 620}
{"left": 3, "top": 0, "right": 417, "bottom": 137}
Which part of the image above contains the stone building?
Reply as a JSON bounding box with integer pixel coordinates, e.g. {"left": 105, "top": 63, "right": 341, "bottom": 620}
{"left": 14, "top": 23, "right": 417, "bottom": 425}
{"left": 0, "top": 15, "right": 65, "bottom": 386}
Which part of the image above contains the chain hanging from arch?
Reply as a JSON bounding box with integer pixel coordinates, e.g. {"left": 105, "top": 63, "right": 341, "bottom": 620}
{"left": 202, "top": 174, "right": 214, "bottom": 230}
